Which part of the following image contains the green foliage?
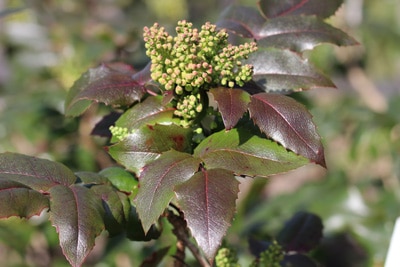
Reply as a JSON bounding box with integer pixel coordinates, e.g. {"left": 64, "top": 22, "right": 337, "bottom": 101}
{"left": 250, "top": 241, "right": 284, "bottom": 267}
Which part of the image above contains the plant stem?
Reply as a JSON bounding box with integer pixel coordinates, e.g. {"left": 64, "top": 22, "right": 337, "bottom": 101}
{"left": 167, "top": 209, "right": 211, "bottom": 267}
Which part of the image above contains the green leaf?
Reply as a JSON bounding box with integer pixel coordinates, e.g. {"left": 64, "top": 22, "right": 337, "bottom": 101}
{"left": 249, "top": 93, "right": 326, "bottom": 167}
{"left": 136, "top": 150, "right": 201, "bottom": 233}
{"left": 99, "top": 167, "right": 138, "bottom": 194}
{"left": 0, "top": 152, "right": 77, "bottom": 191}
{"left": 175, "top": 168, "right": 239, "bottom": 261}
{"left": 75, "top": 171, "right": 108, "bottom": 185}
{"left": 194, "top": 128, "right": 308, "bottom": 177}
{"left": 65, "top": 62, "right": 151, "bottom": 117}
{"left": 256, "top": 16, "right": 358, "bottom": 52}
{"left": 0, "top": 180, "right": 49, "bottom": 219}
{"left": 246, "top": 48, "right": 336, "bottom": 93}
{"left": 114, "top": 96, "right": 178, "bottom": 135}
{"left": 209, "top": 88, "right": 251, "bottom": 130}
{"left": 49, "top": 184, "right": 105, "bottom": 267}
{"left": 258, "top": 0, "right": 343, "bottom": 19}
{"left": 108, "top": 124, "right": 193, "bottom": 174}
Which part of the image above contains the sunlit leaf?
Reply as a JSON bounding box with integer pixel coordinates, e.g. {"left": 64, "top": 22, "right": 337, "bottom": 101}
{"left": 99, "top": 167, "right": 138, "bottom": 194}
{"left": 108, "top": 124, "right": 193, "bottom": 174}
{"left": 246, "top": 48, "right": 336, "bottom": 93}
{"left": 258, "top": 0, "right": 343, "bottom": 19}
{"left": 175, "top": 168, "right": 239, "bottom": 261}
{"left": 0, "top": 152, "right": 77, "bottom": 191}
{"left": 256, "top": 16, "right": 358, "bottom": 51}
{"left": 209, "top": 88, "right": 251, "bottom": 130}
{"left": 136, "top": 150, "right": 201, "bottom": 233}
{"left": 0, "top": 180, "right": 49, "bottom": 219}
{"left": 249, "top": 93, "right": 326, "bottom": 167}
{"left": 49, "top": 184, "right": 105, "bottom": 267}
{"left": 65, "top": 62, "right": 152, "bottom": 117}
{"left": 194, "top": 128, "right": 308, "bottom": 177}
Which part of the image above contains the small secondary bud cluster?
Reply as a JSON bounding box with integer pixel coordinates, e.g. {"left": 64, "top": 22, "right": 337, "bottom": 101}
{"left": 215, "top": 247, "right": 240, "bottom": 267}
{"left": 109, "top": 126, "right": 130, "bottom": 141}
{"left": 143, "top": 20, "right": 257, "bottom": 126}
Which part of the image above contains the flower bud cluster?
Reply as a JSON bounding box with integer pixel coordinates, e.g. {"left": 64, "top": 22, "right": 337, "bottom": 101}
{"left": 109, "top": 126, "right": 130, "bottom": 141}
{"left": 143, "top": 20, "right": 257, "bottom": 126}
{"left": 173, "top": 93, "right": 203, "bottom": 128}
{"left": 215, "top": 247, "right": 240, "bottom": 267}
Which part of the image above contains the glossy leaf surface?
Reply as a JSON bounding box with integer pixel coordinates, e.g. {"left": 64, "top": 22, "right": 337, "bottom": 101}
{"left": 209, "top": 88, "right": 251, "bottom": 130}
{"left": 108, "top": 124, "right": 193, "bottom": 174}
{"left": 258, "top": 0, "right": 343, "bottom": 19}
{"left": 249, "top": 93, "right": 326, "bottom": 167}
{"left": 246, "top": 48, "right": 335, "bottom": 93}
{"left": 194, "top": 128, "right": 308, "bottom": 177}
{"left": 136, "top": 150, "right": 201, "bottom": 233}
{"left": 0, "top": 180, "right": 49, "bottom": 218}
{"left": 99, "top": 167, "right": 138, "bottom": 194}
{"left": 65, "top": 62, "right": 151, "bottom": 117}
{"left": 49, "top": 184, "right": 105, "bottom": 267}
{"left": 0, "top": 152, "right": 76, "bottom": 191}
{"left": 175, "top": 168, "right": 239, "bottom": 261}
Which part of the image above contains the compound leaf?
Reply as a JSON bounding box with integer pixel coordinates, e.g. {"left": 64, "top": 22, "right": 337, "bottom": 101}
{"left": 49, "top": 184, "right": 105, "bottom": 267}
{"left": 194, "top": 128, "right": 308, "bottom": 177}
{"left": 175, "top": 168, "right": 239, "bottom": 261}
{"left": 136, "top": 150, "right": 201, "bottom": 233}
{"left": 249, "top": 93, "right": 326, "bottom": 167}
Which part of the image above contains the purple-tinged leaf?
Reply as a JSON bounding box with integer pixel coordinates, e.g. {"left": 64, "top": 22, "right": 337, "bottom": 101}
{"left": 136, "top": 150, "right": 201, "bottom": 233}
{"left": 175, "top": 168, "right": 239, "bottom": 261}
{"left": 194, "top": 128, "right": 308, "bottom": 177}
{"left": 0, "top": 180, "right": 49, "bottom": 219}
{"left": 246, "top": 48, "right": 336, "bottom": 93}
{"left": 0, "top": 152, "right": 77, "bottom": 191}
{"left": 49, "top": 184, "right": 105, "bottom": 267}
{"left": 209, "top": 88, "right": 250, "bottom": 130}
{"left": 277, "top": 211, "right": 323, "bottom": 253}
{"left": 217, "top": 5, "right": 266, "bottom": 38}
{"left": 113, "top": 96, "right": 177, "bottom": 142}
{"left": 65, "top": 62, "right": 152, "bottom": 117}
{"left": 258, "top": 0, "right": 343, "bottom": 19}
{"left": 140, "top": 246, "right": 171, "bottom": 267}
{"left": 108, "top": 124, "right": 193, "bottom": 174}
{"left": 249, "top": 93, "right": 326, "bottom": 167}
{"left": 257, "top": 15, "right": 358, "bottom": 52}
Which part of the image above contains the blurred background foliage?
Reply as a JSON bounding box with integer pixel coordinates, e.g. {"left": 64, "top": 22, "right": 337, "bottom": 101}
{"left": 0, "top": 0, "right": 399, "bottom": 266}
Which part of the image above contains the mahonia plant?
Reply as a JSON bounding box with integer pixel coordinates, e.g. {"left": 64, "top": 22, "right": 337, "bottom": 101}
{"left": 0, "top": 1, "right": 357, "bottom": 267}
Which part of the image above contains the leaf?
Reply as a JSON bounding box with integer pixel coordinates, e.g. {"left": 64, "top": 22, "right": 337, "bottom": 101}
{"left": 248, "top": 93, "right": 326, "bottom": 167}
{"left": 90, "top": 184, "right": 131, "bottom": 237}
{"left": 49, "top": 184, "right": 105, "bottom": 267}
{"left": 113, "top": 96, "right": 177, "bottom": 138}
{"left": 136, "top": 150, "right": 201, "bottom": 233}
{"left": 246, "top": 48, "right": 336, "bottom": 93}
{"left": 108, "top": 124, "right": 193, "bottom": 174}
{"left": 126, "top": 206, "right": 163, "bottom": 241}
{"left": 0, "top": 180, "right": 49, "bottom": 219}
{"left": 175, "top": 168, "right": 239, "bottom": 261}
{"left": 75, "top": 171, "right": 108, "bottom": 185}
{"left": 140, "top": 246, "right": 171, "bottom": 267}
{"left": 209, "top": 88, "right": 251, "bottom": 130}
{"left": 0, "top": 152, "right": 77, "bottom": 191}
{"left": 194, "top": 128, "right": 308, "bottom": 177}
{"left": 258, "top": 0, "right": 343, "bottom": 19}
{"left": 256, "top": 15, "right": 358, "bottom": 52}
{"left": 99, "top": 167, "right": 138, "bottom": 194}
{"left": 276, "top": 211, "right": 323, "bottom": 253}
{"left": 65, "top": 62, "right": 151, "bottom": 117}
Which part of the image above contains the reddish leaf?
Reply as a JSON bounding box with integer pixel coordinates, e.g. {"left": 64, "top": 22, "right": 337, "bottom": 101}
{"left": 257, "top": 16, "right": 358, "bottom": 51}
{"left": 194, "top": 128, "right": 308, "bottom": 177}
{"left": 113, "top": 96, "right": 177, "bottom": 140}
{"left": 247, "top": 48, "right": 336, "bottom": 93}
{"left": 108, "top": 124, "right": 193, "bottom": 174}
{"left": 249, "top": 93, "right": 326, "bottom": 167}
{"left": 209, "top": 88, "right": 251, "bottom": 130}
{"left": 0, "top": 152, "right": 77, "bottom": 191}
{"left": 0, "top": 180, "right": 49, "bottom": 219}
{"left": 258, "top": 0, "right": 343, "bottom": 19}
{"left": 136, "top": 150, "right": 201, "bottom": 233}
{"left": 65, "top": 62, "right": 152, "bottom": 117}
{"left": 175, "top": 168, "right": 239, "bottom": 261}
{"left": 140, "top": 246, "right": 171, "bottom": 267}
{"left": 49, "top": 184, "right": 105, "bottom": 267}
